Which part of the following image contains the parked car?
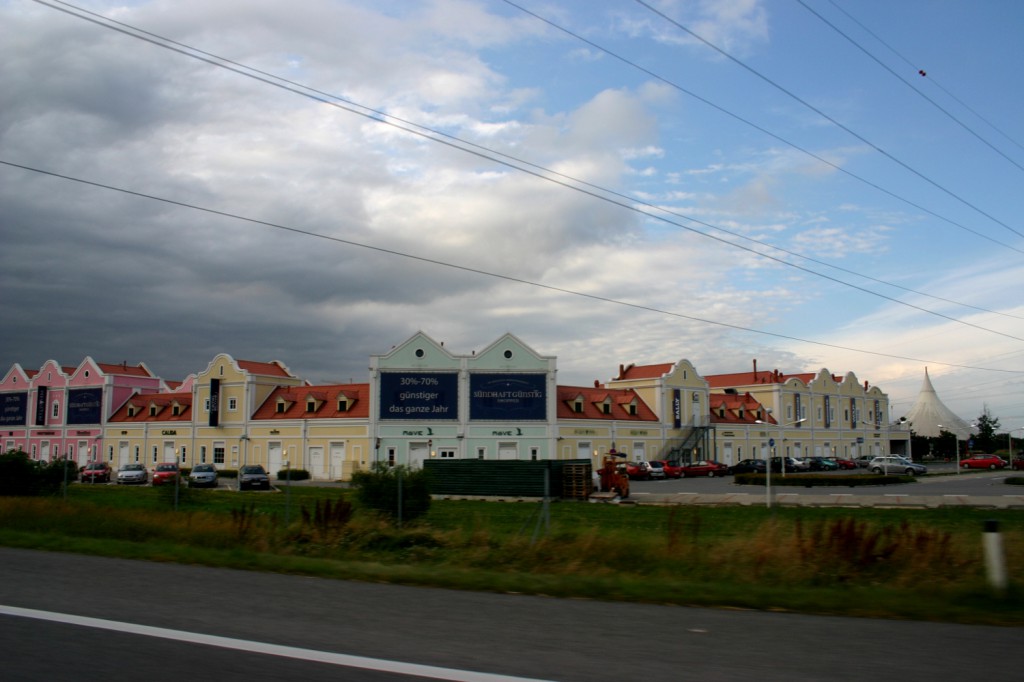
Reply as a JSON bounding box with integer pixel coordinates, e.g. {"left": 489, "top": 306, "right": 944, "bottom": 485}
{"left": 679, "top": 460, "right": 729, "bottom": 477}
{"left": 151, "top": 462, "right": 180, "bottom": 486}
{"left": 625, "top": 460, "right": 652, "bottom": 480}
{"left": 653, "top": 460, "right": 683, "bottom": 478}
{"left": 238, "top": 464, "right": 271, "bottom": 491}
{"left": 853, "top": 455, "right": 876, "bottom": 468}
{"left": 769, "top": 457, "right": 800, "bottom": 473}
{"left": 1013, "top": 457, "right": 1024, "bottom": 471}
{"left": 868, "top": 456, "right": 927, "bottom": 476}
{"left": 80, "top": 461, "right": 112, "bottom": 483}
{"left": 188, "top": 463, "right": 219, "bottom": 488}
{"left": 116, "top": 463, "right": 148, "bottom": 485}
{"left": 960, "top": 454, "right": 1007, "bottom": 470}
{"left": 832, "top": 457, "right": 858, "bottom": 470}
{"left": 790, "top": 457, "right": 811, "bottom": 471}
{"left": 728, "top": 459, "right": 766, "bottom": 474}
{"left": 805, "top": 457, "right": 838, "bottom": 471}
{"left": 647, "top": 460, "right": 667, "bottom": 479}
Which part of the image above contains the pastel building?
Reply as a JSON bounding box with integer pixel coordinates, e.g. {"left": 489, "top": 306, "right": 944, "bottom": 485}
{"left": 1, "top": 358, "right": 162, "bottom": 464}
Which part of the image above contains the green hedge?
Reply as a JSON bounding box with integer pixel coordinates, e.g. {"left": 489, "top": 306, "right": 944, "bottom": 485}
{"left": 276, "top": 468, "right": 310, "bottom": 481}
{"left": 733, "top": 473, "right": 916, "bottom": 487}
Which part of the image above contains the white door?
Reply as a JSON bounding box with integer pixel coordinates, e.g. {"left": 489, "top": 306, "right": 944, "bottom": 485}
{"left": 409, "top": 441, "right": 430, "bottom": 468}
{"left": 498, "top": 442, "right": 517, "bottom": 460}
{"left": 40, "top": 441, "right": 50, "bottom": 462}
{"left": 268, "top": 443, "right": 283, "bottom": 476}
{"left": 163, "top": 442, "right": 175, "bottom": 463}
{"left": 77, "top": 440, "right": 90, "bottom": 466}
{"left": 633, "top": 442, "right": 646, "bottom": 462}
{"left": 118, "top": 442, "right": 129, "bottom": 468}
{"left": 308, "top": 447, "right": 324, "bottom": 479}
{"left": 329, "top": 442, "right": 345, "bottom": 480}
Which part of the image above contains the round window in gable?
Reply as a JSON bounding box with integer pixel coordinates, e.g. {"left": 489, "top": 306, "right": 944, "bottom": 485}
{"left": 503, "top": 350, "right": 513, "bottom": 359}
{"left": 84, "top": 371, "right": 90, "bottom": 378}
{"left": 415, "top": 349, "right": 425, "bottom": 358}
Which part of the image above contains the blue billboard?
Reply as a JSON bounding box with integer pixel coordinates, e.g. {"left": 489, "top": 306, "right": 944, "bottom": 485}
{"left": 0, "top": 392, "right": 28, "bottom": 427}
{"left": 379, "top": 372, "right": 458, "bottom": 420}
{"left": 469, "top": 373, "right": 547, "bottom": 421}
{"left": 67, "top": 387, "right": 103, "bottom": 425}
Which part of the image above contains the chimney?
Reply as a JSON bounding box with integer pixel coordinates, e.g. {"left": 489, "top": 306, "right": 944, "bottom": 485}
{"left": 594, "top": 380, "right": 600, "bottom": 388}
{"left": 619, "top": 364, "right": 625, "bottom": 379}
{"left": 753, "top": 358, "right": 758, "bottom": 380}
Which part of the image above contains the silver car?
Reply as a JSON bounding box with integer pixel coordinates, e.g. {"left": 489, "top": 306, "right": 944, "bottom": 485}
{"left": 868, "top": 456, "right": 927, "bottom": 476}
{"left": 188, "top": 463, "right": 219, "bottom": 488}
{"left": 116, "top": 463, "right": 148, "bottom": 485}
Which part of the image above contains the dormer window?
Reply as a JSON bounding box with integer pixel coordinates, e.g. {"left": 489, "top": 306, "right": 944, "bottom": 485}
{"left": 149, "top": 405, "right": 158, "bottom": 417}
{"left": 276, "top": 401, "right": 287, "bottom": 414}
{"left": 306, "top": 400, "right": 316, "bottom": 412}
{"left": 337, "top": 397, "right": 348, "bottom": 412}
{"left": 628, "top": 402, "right": 637, "bottom": 416}
{"left": 718, "top": 407, "right": 725, "bottom": 418}
{"left": 573, "top": 398, "right": 584, "bottom": 413}
{"left": 601, "top": 401, "right": 611, "bottom": 415}
{"left": 172, "top": 404, "right": 181, "bottom": 417}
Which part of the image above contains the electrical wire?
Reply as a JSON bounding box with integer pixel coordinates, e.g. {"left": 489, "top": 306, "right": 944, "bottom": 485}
{"left": 31, "top": 0, "right": 1024, "bottom": 338}
{"left": 4, "top": 157, "right": 1021, "bottom": 375}
{"left": 632, "top": 0, "right": 1024, "bottom": 240}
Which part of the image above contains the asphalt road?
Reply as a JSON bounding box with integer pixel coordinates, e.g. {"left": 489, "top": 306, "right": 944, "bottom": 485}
{"left": 0, "top": 547, "right": 1020, "bottom": 681}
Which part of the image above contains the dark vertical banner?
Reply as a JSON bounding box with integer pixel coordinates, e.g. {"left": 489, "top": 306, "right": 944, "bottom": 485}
{"left": 824, "top": 395, "right": 831, "bottom": 428}
{"left": 67, "top": 388, "right": 103, "bottom": 425}
{"left": 209, "top": 379, "right": 220, "bottom": 427}
{"left": 672, "top": 389, "right": 681, "bottom": 429}
{"left": 35, "top": 386, "right": 47, "bottom": 425}
{"left": 794, "top": 394, "right": 801, "bottom": 424}
{"left": 850, "top": 398, "right": 857, "bottom": 427}
{"left": 469, "top": 374, "right": 546, "bottom": 421}
{"left": 0, "top": 392, "right": 28, "bottom": 427}
{"left": 874, "top": 400, "right": 881, "bottom": 427}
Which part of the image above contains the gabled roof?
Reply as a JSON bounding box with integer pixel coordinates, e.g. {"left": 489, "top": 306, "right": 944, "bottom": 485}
{"left": 237, "top": 359, "right": 294, "bottom": 378}
{"left": 705, "top": 369, "right": 816, "bottom": 388}
{"left": 556, "top": 385, "right": 658, "bottom": 421}
{"left": 252, "top": 384, "right": 370, "bottom": 420}
{"left": 615, "top": 363, "right": 675, "bottom": 380}
{"left": 96, "top": 362, "right": 154, "bottom": 378}
{"left": 108, "top": 392, "right": 193, "bottom": 423}
{"left": 709, "top": 392, "right": 774, "bottom": 425}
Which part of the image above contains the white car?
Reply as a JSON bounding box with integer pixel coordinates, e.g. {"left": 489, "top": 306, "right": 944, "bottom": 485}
{"left": 868, "top": 456, "right": 927, "bottom": 476}
{"left": 647, "top": 460, "right": 667, "bottom": 479}
{"left": 116, "top": 463, "right": 148, "bottom": 485}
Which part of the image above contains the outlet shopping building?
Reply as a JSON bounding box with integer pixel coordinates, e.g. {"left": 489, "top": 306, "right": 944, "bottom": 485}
{"left": 1, "top": 332, "right": 910, "bottom": 480}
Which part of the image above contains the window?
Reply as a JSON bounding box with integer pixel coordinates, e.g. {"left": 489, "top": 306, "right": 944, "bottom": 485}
{"left": 628, "top": 403, "right": 637, "bottom": 416}
{"left": 180, "top": 446, "right": 187, "bottom": 463}
{"left": 228, "top": 397, "right": 238, "bottom": 411}
{"left": 200, "top": 446, "right": 207, "bottom": 464}
{"left": 439, "top": 448, "right": 456, "bottom": 459}
{"left": 387, "top": 447, "right": 396, "bottom": 466}
{"left": 172, "top": 404, "right": 181, "bottom": 417}
{"left": 307, "top": 400, "right": 316, "bottom": 412}
{"left": 530, "top": 447, "right": 539, "bottom": 461}
{"left": 152, "top": 446, "right": 158, "bottom": 463}
{"left": 127, "top": 406, "right": 136, "bottom": 417}
{"left": 204, "top": 398, "right": 210, "bottom": 412}
{"left": 213, "top": 445, "right": 225, "bottom": 465}
{"left": 574, "top": 400, "right": 583, "bottom": 413}
{"left": 51, "top": 401, "right": 59, "bottom": 418}
{"left": 134, "top": 446, "right": 140, "bottom": 462}
{"left": 476, "top": 446, "right": 486, "bottom": 459}
{"left": 787, "top": 405, "right": 793, "bottom": 420}
{"left": 338, "top": 398, "right": 348, "bottom": 411}
{"left": 149, "top": 405, "right": 158, "bottom": 417}
{"left": 276, "top": 401, "right": 286, "bottom": 413}
{"left": 601, "top": 402, "right": 611, "bottom": 415}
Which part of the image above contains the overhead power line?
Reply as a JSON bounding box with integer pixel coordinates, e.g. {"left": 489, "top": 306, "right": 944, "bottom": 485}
{"left": 4, "top": 157, "right": 1021, "bottom": 375}
{"left": 632, "top": 0, "right": 1024, "bottom": 240}
{"left": 796, "top": 0, "right": 1024, "bottom": 175}
{"left": 29, "top": 0, "right": 1024, "bottom": 339}
{"left": 824, "top": 0, "right": 1024, "bottom": 156}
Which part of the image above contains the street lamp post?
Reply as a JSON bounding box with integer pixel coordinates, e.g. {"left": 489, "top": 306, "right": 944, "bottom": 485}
{"left": 755, "top": 417, "right": 805, "bottom": 509}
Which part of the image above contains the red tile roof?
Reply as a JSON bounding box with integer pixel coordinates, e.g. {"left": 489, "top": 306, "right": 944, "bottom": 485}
{"left": 108, "top": 393, "right": 193, "bottom": 423}
{"left": 97, "top": 362, "right": 154, "bottom": 377}
{"left": 709, "top": 392, "right": 774, "bottom": 425}
{"left": 615, "top": 363, "right": 674, "bottom": 380}
{"left": 237, "top": 360, "right": 294, "bottom": 378}
{"left": 252, "top": 384, "right": 370, "bottom": 420}
{"left": 705, "top": 370, "right": 816, "bottom": 388}
{"left": 556, "top": 385, "right": 658, "bottom": 421}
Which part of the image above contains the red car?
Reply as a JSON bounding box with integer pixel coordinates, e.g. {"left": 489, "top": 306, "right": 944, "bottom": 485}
{"left": 833, "top": 458, "right": 858, "bottom": 470}
{"left": 651, "top": 460, "right": 683, "bottom": 478}
{"left": 625, "top": 461, "right": 652, "bottom": 480}
{"left": 1013, "top": 457, "right": 1024, "bottom": 471}
{"left": 80, "top": 461, "right": 112, "bottom": 483}
{"left": 960, "top": 454, "right": 1006, "bottom": 470}
{"left": 680, "top": 460, "right": 729, "bottom": 477}
{"left": 151, "top": 462, "right": 181, "bottom": 486}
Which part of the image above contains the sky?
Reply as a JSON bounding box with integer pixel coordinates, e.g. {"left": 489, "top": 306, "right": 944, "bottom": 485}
{"left": 2, "top": 0, "right": 1022, "bottom": 429}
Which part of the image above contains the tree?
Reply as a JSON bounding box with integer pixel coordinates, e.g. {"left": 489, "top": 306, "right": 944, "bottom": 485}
{"left": 350, "top": 463, "right": 431, "bottom": 525}
{"left": 973, "top": 407, "right": 1000, "bottom": 453}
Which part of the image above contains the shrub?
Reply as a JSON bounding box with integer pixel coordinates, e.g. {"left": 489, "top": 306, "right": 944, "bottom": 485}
{"left": 0, "top": 451, "right": 72, "bottom": 496}
{"left": 277, "top": 468, "right": 310, "bottom": 481}
{"left": 350, "top": 463, "right": 431, "bottom": 524}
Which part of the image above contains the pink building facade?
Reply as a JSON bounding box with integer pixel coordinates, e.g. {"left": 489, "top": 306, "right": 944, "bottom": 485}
{"left": 1, "top": 358, "right": 163, "bottom": 465}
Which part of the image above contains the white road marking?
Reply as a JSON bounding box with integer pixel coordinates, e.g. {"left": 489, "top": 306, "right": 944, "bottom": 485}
{"left": 0, "top": 604, "right": 554, "bottom": 682}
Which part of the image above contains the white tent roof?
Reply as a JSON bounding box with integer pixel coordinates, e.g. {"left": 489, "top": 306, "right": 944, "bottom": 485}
{"left": 903, "top": 368, "right": 972, "bottom": 438}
